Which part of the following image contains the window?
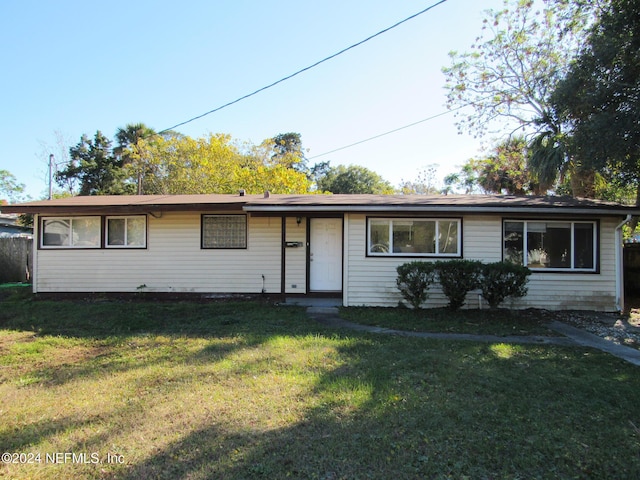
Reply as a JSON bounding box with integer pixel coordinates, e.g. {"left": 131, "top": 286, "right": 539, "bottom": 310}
{"left": 503, "top": 220, "right": 597, "bottom": 272}
{"left": 202, "top": 215, "right": 247, "bottom": 249}
{"left": 41, "top": 217, "right": 101, "bottom": 248}
{"left": 106, "top": 216, "right": 147, "bottom": 248}
{"left": 368, "top": 218, "right": 461, "bottom": 256}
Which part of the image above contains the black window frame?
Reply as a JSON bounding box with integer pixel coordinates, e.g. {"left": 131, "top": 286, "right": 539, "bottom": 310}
{"left": 366, "top": 217, "right": 462, "bottom": 258}
{"left": 39, "top": 216, "right": 102, "bottom": 249}
{"left": 105, "top": 215, "right": 148, "bottom": 249}
{"left": 39, "top": 215, "right": 148, "bottom": 250}
{"left": 502, "top": 219, "right": 599, "bottom": 273}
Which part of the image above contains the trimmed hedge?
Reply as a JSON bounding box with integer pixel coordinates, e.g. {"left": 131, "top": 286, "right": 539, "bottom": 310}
{"left": 396, "top": 260, "right": 531, "bottom": 309}
{"left": 480, "top": 261, "right": 531, "bottom": 308}
{"left": 434, "top": 260, "right": 483, "bottom": 310}
{"left": 396, "top": 261, "right": 436, "bottom": 309}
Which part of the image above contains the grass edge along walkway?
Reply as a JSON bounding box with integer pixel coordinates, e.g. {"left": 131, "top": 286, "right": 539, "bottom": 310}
{"left": 307, "top": 306, "right": 640, "bottom": 366}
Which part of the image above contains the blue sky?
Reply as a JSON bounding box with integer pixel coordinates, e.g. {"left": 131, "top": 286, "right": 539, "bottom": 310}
{"left": 0, "top": 0, "right": 507, "bottom": 199}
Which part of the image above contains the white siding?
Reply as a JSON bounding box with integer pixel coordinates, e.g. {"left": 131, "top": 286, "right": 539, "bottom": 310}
{"left": 344, "top": 214, "right": 619, "bottom": 311}
{"left": 284, "top": 216, "right": 307, "bottom": 294}
{"left": 35, "top": 212, "right": 282, "bottom": 294}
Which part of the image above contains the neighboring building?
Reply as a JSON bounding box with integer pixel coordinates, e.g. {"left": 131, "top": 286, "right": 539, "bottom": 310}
{"left": 3, "top": 193, "right": 639, "bottom": 311}
{"left": 0, "top": 213, "right": 33, "bottom": 238}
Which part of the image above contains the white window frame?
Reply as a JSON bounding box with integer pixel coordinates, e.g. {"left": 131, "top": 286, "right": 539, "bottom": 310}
{"left": 105, "top": 215, "right": 147, "bottom": 249}
{"left": 202, "top": 214, "right": 247, "bottom": 249}
{"left": 503, "top": 219, "right": 598, "bottom": 272}
{"left": 367, "top": 217, "right": 461, "bottom": 257}
{"left": 40, "top": 216, "right": 101, "bottom": 249}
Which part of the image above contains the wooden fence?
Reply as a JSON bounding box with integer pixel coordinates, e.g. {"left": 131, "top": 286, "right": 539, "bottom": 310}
{"left": 0, "top": 237, "right": 32, "bottom": 283}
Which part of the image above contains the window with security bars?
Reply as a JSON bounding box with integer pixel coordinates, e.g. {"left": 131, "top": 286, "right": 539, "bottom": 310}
{"left": 202, "top": 215, "right": 247, "bottom": 249}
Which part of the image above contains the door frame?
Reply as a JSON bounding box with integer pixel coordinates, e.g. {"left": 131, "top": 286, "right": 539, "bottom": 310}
{"left": 306, "top": 216, "right": 344, "bottom": 293}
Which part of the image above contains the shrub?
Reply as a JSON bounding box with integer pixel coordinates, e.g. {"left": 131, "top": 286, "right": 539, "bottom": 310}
{"left": 396, "top": 261, "right": 436, "bottom": 309}
{"left": 480, "top": 261, "right": 531, "bottom": 308}
{"left": 434, "top": 260, "right": 483, "bottom": 310}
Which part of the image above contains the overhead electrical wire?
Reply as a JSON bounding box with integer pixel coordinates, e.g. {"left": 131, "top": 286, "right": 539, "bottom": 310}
{"left": 157, "top": 0, "right": 448, "bottom": 134}
{"left": 307, "top": 106, "right": 465, "bottom": 160}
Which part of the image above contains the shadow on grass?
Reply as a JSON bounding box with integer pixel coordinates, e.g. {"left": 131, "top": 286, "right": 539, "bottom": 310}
{"left": 117, "top": 339, "right": 640, "bottom": 480}
{"left": 0, "top": 298, "right": 323, "bottom": 389}
{"left": 0, "top": 298, "right": 316, "bottom": 338}
{"left": 339, "top": 306, "right": 561, "bottom": 336}
{"left": 3, "top": 296, "right": 640, "bottom": 479}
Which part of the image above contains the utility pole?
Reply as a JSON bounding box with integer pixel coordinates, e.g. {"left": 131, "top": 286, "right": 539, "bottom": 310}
{"left": 48, "top": 154, "right": 54, "bottom": 200}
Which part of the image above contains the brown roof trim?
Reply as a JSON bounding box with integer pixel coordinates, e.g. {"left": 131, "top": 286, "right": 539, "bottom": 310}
{"left": 2, "top": 193, "right": 639, "bottom": 216}
{"left": 0, "top": 194, "right": 250, "bottom": 214}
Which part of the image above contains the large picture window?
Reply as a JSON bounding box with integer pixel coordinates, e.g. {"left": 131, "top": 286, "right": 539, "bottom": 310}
{"left": 368, "top": 218, "right": 461, "bottom": 256}
{"left": 41, "top": 217, "right": 101, "bottom": 248}
{"left": 106, "top": 216, "right": 147, "bottom": 248}
{"left": 202, "top": 215, "right": 247, "bottom": 249}
{"left": 503, "top": 220, "right": 597, "bottom": 272}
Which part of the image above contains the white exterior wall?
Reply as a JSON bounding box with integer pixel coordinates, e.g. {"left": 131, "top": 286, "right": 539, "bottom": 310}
{"left": 33, "top": 209, "right": 621, "bottom": 311}
{"left": 284, "top": 216, "right": 307, "bottom": 294}
{"left": 34, "top": 212, "right": 282, "bottom": 294}
{"left": 344, "top": 214, "right": 619, "bottom": 311}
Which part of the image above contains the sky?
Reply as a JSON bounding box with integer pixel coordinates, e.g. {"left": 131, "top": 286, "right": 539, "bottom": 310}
{"left": 0, "top": 0, "right": 508, "bottom": 200}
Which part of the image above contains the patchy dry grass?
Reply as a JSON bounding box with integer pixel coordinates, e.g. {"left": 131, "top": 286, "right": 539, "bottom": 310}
{"left": 1, "top": 295, "right": 639, "bottom": 479}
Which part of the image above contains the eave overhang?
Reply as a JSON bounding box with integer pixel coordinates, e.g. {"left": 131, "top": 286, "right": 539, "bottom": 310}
{"left": 3, "top": 194, "right": 639, "bottom": 218}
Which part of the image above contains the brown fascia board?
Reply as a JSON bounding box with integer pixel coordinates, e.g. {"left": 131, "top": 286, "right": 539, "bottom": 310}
{"left": 2, "top": 203, "right": 246, "bottom": 215}
{"left": 2, "top": 193, "right": 639, "bottom": 217}
{"left": 0, "top": 194, "right": 252, "bottom": 214}
{"left": 243, "top": 194, "right": 640, "bottom": 217}
{"left": 3, "top": 203, "right": 242, "bottom": 215}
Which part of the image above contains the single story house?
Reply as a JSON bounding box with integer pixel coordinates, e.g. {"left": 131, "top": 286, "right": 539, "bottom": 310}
{"left": 3, "top": 193, "right": 639, "bottom": 311}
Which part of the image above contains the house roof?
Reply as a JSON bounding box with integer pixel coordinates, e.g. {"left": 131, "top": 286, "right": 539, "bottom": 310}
{"left": 2, "top": 193, "right": 638, "bottom": 216}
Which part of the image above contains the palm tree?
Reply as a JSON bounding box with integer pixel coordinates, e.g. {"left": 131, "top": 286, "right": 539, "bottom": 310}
{"left": 114, "top": 123, "right": 156, "bottom": 194}
{"left": 528, "top": 127, "right": 597, "bottom": 198}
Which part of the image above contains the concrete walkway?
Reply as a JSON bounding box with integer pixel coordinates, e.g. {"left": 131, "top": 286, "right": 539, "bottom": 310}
{"left": 547, "top": 321, "right": 640, "bottom": 366}
{"left": 306, "top": 306, "right": 640, "bottom": 367}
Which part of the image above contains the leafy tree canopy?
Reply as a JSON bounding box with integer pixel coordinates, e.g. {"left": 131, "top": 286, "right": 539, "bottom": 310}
{"left": 442, "top": 0, "right": 602, "bottom": 139}
{"left": 444, "top": 137, "right": 541, "bottom": 195}
{"left": 550, "top": 0, "right": 640, "bottom": 204}
{"left": 56, "top": 131, "right": 134, "bottom": 195}
{"left": 131, "top": 133, "right": 313, "bottom": 195}
{"left": 315, "top": 164, "right": 394, "bottom": 194}
{"left": 0, "top": 169, "right": 26, "bottom": 204}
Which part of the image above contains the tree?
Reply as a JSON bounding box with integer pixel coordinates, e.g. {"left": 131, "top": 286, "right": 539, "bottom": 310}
{"left": 0, "top": 170, "right": 26, "bottom": 203}
{"left": 140, "top": 133, "right": 313, "bottom": 195}
{"left": 114, "top": 122, "right": 157, "bottom": 195}
{"left": 399, "top": 164, "right": 441, "bottom": 195}
{"left": 445, "top": 137, "right": 542, "bottom": 195}
{"left": 270, "top": 132, "right": 307, "bottom": 172}
{"left": 56, "top": 131, "right": 133, "bottom": 195}
{"left": 550, "top": 0, "right": 640, "bottom": 206}
{"left": 442, "top": 0, "right": 606, "bottom": 198}
{"left": 315, "top": 164, "right": 394, "bottom": 194}
{"left": 442, "top": 0, "right": 601, "bottom": 139}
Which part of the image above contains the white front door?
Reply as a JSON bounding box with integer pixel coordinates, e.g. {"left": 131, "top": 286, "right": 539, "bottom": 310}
{"left": 310, "top": 218, "right": 342, "bottom": 291}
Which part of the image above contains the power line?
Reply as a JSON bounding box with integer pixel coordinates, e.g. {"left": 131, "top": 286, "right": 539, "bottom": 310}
{"left": 157, "top": 0, "right": 448, "bottom": 134}
{"left": 307, "top": 105, "right": 465, "bottom": 160}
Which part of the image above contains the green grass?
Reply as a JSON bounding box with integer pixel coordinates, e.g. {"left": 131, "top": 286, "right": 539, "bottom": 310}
{"left": 339, "top": 306, "right": 558, "bottom": 336}
{"left": 1, "top": 295, "right": 639, "bottom": 479}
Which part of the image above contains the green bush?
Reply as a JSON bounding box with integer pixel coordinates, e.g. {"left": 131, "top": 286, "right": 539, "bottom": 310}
{"left": 480, "top": 262, "right": 531, "bottom": 308}
{"left": 396, "top": 261, "right": 436, "bottom": 309}
{"left": 434, "top": 260, "right": 483, "bottom": 310}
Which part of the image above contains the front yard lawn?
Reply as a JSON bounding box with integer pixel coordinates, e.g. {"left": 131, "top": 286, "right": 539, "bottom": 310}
{"left": 1, "top": 295, "right": 639, "bottom": 479}
{"left": 339, "top": 306, "right": 559, "bottom": 336}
